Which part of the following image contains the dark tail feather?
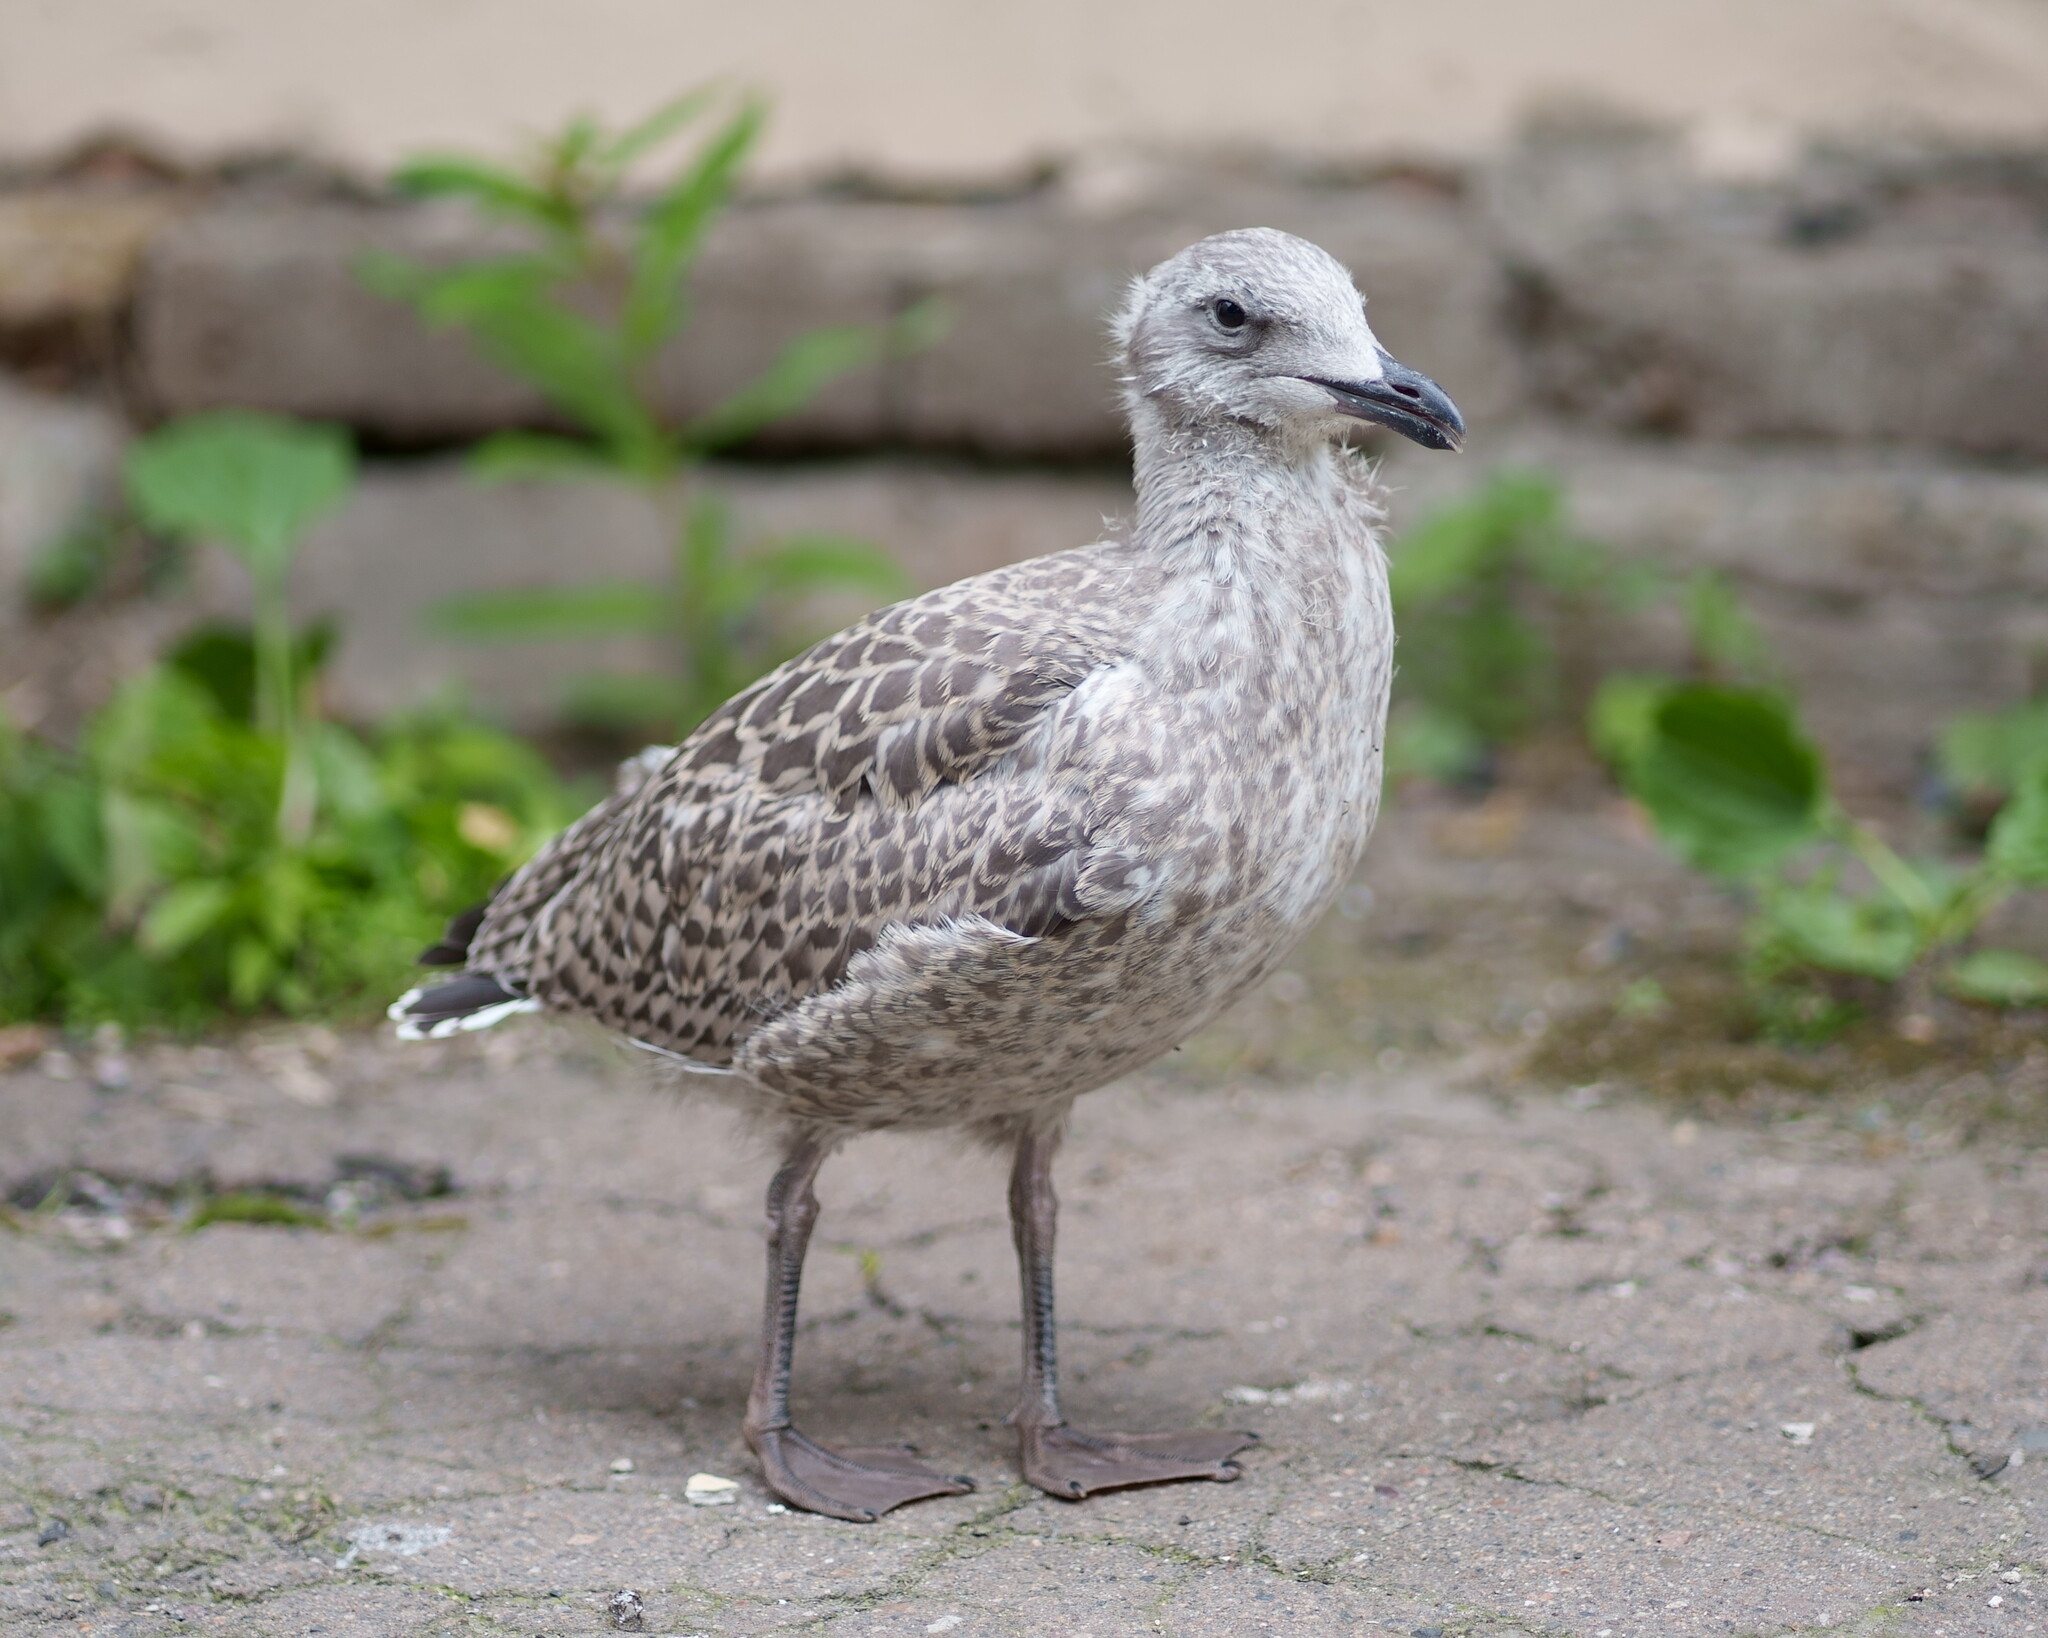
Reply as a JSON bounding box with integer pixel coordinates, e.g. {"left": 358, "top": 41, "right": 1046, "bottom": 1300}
{"left": 417, "top": 902, "right": 489, "bottom": 966}
{"left": 388, "top": 972, "right": 538, "bottom": 1040}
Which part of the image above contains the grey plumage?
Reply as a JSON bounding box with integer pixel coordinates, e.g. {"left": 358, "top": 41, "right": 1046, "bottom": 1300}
{"left": 392, "top": 227, "right": 1465, "bottom": 1519}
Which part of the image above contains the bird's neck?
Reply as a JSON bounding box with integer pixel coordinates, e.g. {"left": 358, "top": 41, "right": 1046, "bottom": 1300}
{"left": 1127, "top": 405, "right": 1379, "bottom": 586}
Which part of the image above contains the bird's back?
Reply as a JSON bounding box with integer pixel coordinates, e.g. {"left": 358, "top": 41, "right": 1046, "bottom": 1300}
{"left": 464, "top": 541, "right": 1153, "bottom": 1081}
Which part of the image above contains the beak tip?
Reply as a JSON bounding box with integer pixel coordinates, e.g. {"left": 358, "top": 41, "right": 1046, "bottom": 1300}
{"left": 1304, "top": 364, "right": 1465, "bottom": 454}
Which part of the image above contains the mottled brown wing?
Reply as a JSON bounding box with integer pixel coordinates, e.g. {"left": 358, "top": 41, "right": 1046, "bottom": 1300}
{"left": 464, "top": 547, "right": 1147, "bottom": 1061}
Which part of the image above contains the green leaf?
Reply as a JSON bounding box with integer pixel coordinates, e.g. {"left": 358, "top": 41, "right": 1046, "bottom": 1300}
{"left": 137, "top": 878, "right": 233, "bottom": 957}
{"left": 547, "top": 115, "right": 604, "bottom": 181}
{"left": 464, "top": 302, "right": 656, "bottom": 462}
{"left": 99, "top": 792, "right": 186, "bottom": 923}
{"left": 1937, "top": 699, "right": 2048, "bottom": 797}
{"left": 1987, "top": 771, "right": 2048, "bottom": 884}
{"left": 622, "top": 99, "right": 765, "bottom": 359}
{"left": 309, "top": 724, "right": 385, "bottom": 820}
{"left": 467, "top": 432, "right": 616, "bottom": 483}
{"left": 227, "top": 934, "right": 276, "bottom": 1008}
{"left": 599, "top": 87, "right": 719, "bottom": 170}
{"left": 1586, "top": 673, "right": 1674, "bottom": 777}
{"left": 1944, "top": 947, "right": 2048, "bottom": 1007}
{"left": 37, "top": 776, "right": 104, "bottom": 898}
{"left": 384, "top": 255, "right": 558, "bottom": 326}
{"left": 368, "top": 257, "right": 658, "bottom": 460}
{"left": 1387, "top": 470, "right": 1563, "bottom": 609}
{"left": 426, "top": 581, "right": 672, "bottom": 642}
{"left": 1624, "top": 685, "right": 1825, "bottom": 878}
{"left": 125, "top": 413, "right": 355, "bottom": 579}
{"left": 390, "top": 156, "right": 564, "bottom": 230}
{"left": 682, "top": 324, "right": 884, "bottom": 452}
{"left": 88, "top": 668, "right": 220, "bottom": 781}
{"left": 1684, "top": 571, "right": 1775, "bottom": 685}
{"left": 186, "top": 1190, "right": 325, "bottom": 1230}
{"left": 1757, "top": 879, "right": 1918, "bottom": 981}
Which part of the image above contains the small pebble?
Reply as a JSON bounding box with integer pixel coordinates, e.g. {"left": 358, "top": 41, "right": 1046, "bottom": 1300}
{"left": 1779, "top": 1422, "right": 1815, "bottom": 1446}
{"left": 607, "top": 1587, "right": 645, "bottom": 1630}
{"left": 37, "top": 1517, "right": 69, "bottom": 1547}
{"left": 609, "top": 1457, "right": 635, "bottom": 1474}
{"left": 684, "top": 1472, "right": 739, "bottom": 1506}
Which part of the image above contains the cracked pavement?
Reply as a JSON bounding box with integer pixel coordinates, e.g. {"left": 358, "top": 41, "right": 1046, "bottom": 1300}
{"left": 7, "top": 1032, "right": 2048, "bottom": 1637}
{"left": 6, "top": 802, "right": 2048, "bottom": 1636}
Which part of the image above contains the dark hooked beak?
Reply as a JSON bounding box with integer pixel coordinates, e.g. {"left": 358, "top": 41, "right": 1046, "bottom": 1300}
{"left": 1300, "top": 356, "right": 1465, "bottom": 451}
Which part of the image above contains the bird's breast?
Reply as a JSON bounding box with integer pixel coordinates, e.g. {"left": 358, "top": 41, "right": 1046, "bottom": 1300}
{"left": 1101, "top": 547, "right": 1393, "bottom": 938}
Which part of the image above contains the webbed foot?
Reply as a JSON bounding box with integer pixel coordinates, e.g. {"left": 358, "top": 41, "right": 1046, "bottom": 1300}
{"left": 749, "top": 1427, "right": 974, "bottom": 1522}
{"left": 1019, "top": 1423, "right": 1257, "bottom": 1500}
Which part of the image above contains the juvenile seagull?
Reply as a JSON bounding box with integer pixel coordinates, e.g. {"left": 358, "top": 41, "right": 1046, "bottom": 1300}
{"left": 392, "top": 228, "right": 1463, "bottom": 1522}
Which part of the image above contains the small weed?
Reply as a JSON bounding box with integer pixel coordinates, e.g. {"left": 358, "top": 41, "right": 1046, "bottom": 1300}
{"left": 184, "top": 1191, "right": 326, "bottom": 1231}
{"left": 0, "top": 413, "right": 583, "bottom": 1029}
{"left": 1385, "top": 470, "right": 1660, "bottom": 784}
{"left": 1593, "top": 678, "right": 2048, "bottom": 1032}
{"left": 4, "top": 1157, "right": 463, "bottom": 1237}
{"left": 364, "top": 90, "right": 927, "bottom": 739}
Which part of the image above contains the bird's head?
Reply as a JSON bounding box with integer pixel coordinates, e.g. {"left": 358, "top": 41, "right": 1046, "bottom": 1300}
{"left": 1115, "top": 227, "right": 1464, "bottom": 453}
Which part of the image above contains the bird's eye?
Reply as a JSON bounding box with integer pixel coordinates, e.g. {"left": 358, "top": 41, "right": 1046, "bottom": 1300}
{"left": 1210, "top": 297, "right": 1248, "bottom": 331}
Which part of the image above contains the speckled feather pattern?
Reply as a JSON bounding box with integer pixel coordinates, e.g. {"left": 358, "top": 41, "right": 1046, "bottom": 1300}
{"left": 452, "top": 231, "right": 1405, "bottom": 1141}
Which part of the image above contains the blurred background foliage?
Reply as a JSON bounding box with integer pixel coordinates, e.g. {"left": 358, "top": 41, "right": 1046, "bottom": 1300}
{"left": 0, "top": 411, "right": 585, "bottom": 1029}
{"left": 362, "top": 91, "right": 924, "bottom": 740}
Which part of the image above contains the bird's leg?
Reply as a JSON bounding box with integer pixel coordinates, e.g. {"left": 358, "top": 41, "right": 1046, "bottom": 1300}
{"left": 742, "top": 1132, "right": 974, "bottom": 1523}
{"left": 1008, "top": 1124, "right": 1256, "bottom": 1499}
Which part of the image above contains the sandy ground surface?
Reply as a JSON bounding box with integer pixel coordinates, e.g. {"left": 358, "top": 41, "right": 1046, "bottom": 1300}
{"left": 6, "top": 1, "right": 2048, "bottom": 182}
{"left": 6, "top": 796, "right": 2048, "bottom": 1637}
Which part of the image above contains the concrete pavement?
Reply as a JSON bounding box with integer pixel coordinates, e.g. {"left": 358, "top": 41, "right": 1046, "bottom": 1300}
{"left": 5, "top": 1019, "right": 2048, "bottom": 1636}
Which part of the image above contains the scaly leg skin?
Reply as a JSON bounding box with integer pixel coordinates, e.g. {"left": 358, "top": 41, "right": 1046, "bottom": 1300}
{"left": 1007, "top": 1124, "right": 1258, "bottom": 1500}
{"left": 742, "top": 1135, "right": 975, "bottom": 1523}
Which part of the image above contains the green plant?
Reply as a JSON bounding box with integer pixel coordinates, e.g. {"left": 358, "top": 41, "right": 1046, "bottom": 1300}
{"left": 125, "top": 411, "right": 355, "bottom": 842}
{"left": 1385, "top": 470, "right": 1657, "bottom": 782}
{"left": 1937, "top": 696, "right": 2048, "bottom": 820}
{"left": 1, "top": 412, "right": 583, "bottom": 1029}
{"left": 1598, "top": 679, "right": 2048, "bottom": 1020}
{"left": 1, "top": 678, "right": 579, "bottom": 1028}
{"left": 363, "top": 92, "right": 924, "bottom": 737}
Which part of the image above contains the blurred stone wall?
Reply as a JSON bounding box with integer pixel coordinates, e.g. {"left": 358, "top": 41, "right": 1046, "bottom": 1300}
{"left": 3, "top": 123, "right": 2047, "bottom": 791}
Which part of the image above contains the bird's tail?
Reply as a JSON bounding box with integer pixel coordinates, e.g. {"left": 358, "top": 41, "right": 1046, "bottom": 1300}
{"left": 388, "top": 902, "right": 537, "bottom": 1040}
{"left": 388, "top": 973, "right": 539, "bottom": 1041}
